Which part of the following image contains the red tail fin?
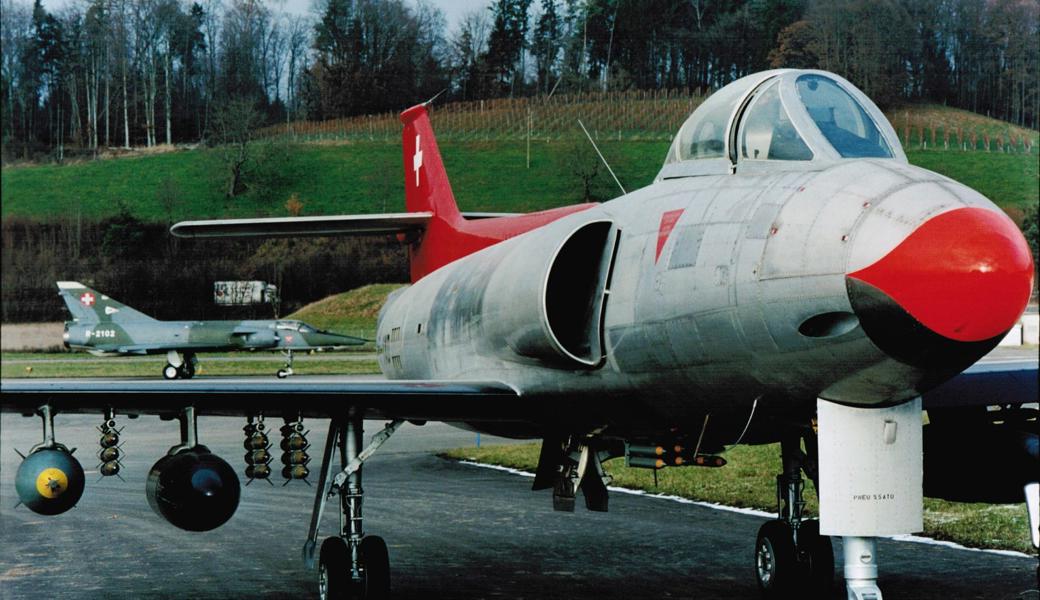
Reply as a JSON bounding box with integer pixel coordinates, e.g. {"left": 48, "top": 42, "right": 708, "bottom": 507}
{"left": 401, "top": 105, "right": 461, "bottom": 222}
{"left": 398, "top": 103, "right": 597, "bottom": 282}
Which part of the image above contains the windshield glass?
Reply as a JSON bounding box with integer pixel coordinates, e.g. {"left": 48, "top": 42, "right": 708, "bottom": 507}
{"left": 796, "top": 74, "right": 892, "bottom": 158}
{"left": 740, "top": 82, "right": 812, "bottom": 161}
{"left": 668, "top": 80, "right": 756, "bottom": 162}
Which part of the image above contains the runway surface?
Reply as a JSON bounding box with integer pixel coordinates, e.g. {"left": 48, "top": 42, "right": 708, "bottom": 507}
{"left": 1, "top": 413, "right": 1037, "bottom": 599}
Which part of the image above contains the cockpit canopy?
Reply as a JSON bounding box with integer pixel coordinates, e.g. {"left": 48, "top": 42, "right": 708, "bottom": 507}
{"left": 273, "top": 320, "right": 317, "bottom": 334}
{"left": 658, "top": 70, "right": 904, "bottom": 180}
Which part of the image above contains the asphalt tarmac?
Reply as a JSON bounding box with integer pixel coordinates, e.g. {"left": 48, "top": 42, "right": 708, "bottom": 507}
{"left": 1, "top": 411, "right": 1037, "bottom": 600}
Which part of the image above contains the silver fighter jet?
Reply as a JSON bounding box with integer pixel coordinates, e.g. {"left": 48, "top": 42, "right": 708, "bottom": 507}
{"left": 2, "top": 69, "right": 1036, "bottom": 600}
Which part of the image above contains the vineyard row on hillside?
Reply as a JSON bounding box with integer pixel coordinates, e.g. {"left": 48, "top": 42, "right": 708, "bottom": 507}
{"left": 261, "top": 91, "right": 1039, "bottom": 153}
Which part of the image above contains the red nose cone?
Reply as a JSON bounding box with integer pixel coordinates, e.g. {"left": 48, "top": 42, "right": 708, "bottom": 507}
{"left": 849, "top": 207, "right": 1034, "bottom": 342}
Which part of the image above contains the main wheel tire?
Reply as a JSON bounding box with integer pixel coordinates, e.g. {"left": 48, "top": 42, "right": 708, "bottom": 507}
{"left": 357, "top": 535, "right": 390, "bottom": 600}
{"left": 755, "top": 520, "right": 797, "bottom": 599}
{"left": 318, "top": 536, "right": 350, "bottom": 600}
{"left": 182, "top": 360, "right": 196, "bottom": 379}
{"left": 276, "top": 369, "right": 288, "bottom": 379}
{"left": 163, "top": 364, "right": 179, "bottom": 380}
{"left": 798, "top": 520, "right": 835, "bottom": 598}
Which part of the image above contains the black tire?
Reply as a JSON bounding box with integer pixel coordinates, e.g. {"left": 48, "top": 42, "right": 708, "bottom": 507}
{"left": 163, "top": 364, "right": 179, "bottom": 380}
{"left": 318, "top": 537, "right": 350, "bottom": 600}
{"left": 358, "top": 535, "right": 391, "bottom": 600}
{"left": 276, "top": 369, "right": 288, "bottom": 379}
{"left": 755, "top": 520, "right": 797, "bottom": 599}
{"left": 798, "top": 520, "right": 834, "bottom": 598}
{"left": 181, "top": 359, "right": 195, "bottom": 379}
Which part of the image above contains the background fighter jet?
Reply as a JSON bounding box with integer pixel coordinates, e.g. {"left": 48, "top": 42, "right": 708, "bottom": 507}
{"left": 2, "top": 69, "right": 1036, "bottom": 600}
{"left": 57, "top": 281, "right": 364, "bottom": 378}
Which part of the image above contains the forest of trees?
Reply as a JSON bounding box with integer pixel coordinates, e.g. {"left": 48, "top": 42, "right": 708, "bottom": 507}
{"left": 1, "top": 0, "right": 1037, "bottom": 163}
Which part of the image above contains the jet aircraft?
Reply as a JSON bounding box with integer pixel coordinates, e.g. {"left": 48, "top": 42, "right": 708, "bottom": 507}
{"left": 56, "top": 281, "right": 364, "bottom": 378}
{"left": 2, "top": 69, "right": 1037, "bottom": 600}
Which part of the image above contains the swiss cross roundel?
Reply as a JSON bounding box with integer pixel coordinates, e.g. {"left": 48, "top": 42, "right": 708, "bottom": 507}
{"left": 80, "top": 293, "right": 95, "bottom": 307}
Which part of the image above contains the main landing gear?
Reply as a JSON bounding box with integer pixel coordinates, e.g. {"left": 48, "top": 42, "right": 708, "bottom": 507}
{"left": 303, "top": 416, "right": 403, "bottom": 600}
{"left": 163, "top": 351, "right": 197, "bottom": 380}
{"left": 277, "top": 350, "right": 294, "bottom": 378}
{"left": 755, "top": 432, "right": 834, "bottom": 600}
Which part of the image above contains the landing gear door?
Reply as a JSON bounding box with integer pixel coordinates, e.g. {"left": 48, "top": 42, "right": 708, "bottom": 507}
{"left": 817, "top": 398, "right": 923, "bottom": 537}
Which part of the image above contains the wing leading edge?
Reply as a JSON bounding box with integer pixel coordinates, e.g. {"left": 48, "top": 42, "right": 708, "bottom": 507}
{"left": 0, "top": 378, "right": 527, "bottom": 422}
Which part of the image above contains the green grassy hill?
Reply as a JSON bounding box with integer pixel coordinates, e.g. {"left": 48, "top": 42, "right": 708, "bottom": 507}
{"left": 2, "top": 102, "right": 1036, "bottom": 224}
{"left": 286, "top": 283, "right": 404, "bottom": 340}
{"left": 2, "top": 139, "right": 1036, "bottom": 223}
{"left": 0, "top": 140, "right": 667, "bottom": 221}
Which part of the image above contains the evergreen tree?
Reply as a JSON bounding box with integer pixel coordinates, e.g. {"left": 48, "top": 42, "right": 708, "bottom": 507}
{"left": 532, "top": 0, "right": 562, "bottom": 94}
{"left": 484, "top": 0, "right": 533, "bottom": 96}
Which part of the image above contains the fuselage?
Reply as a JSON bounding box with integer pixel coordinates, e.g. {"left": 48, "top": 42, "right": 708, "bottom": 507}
{"left": 65, "top": 319, "right": 353, "bottom": 355}
{"left": 375, "top": 159, "right": 1029, "bottom": 438}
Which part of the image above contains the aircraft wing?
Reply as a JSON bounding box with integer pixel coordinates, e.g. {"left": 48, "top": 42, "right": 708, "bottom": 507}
{"left": 0, "top": 379, "right": 531, "bottom": 422}
{"left": 3, "top": 359, "right": 1031, "bottom": 422}
{"left": 170, "top": 212, "right": 433, "bottom": 239}
{"left": 921, "top": 359, "right": 1038, "bottom": 409}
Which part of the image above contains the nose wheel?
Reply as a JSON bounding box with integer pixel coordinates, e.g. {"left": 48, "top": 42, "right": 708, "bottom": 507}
{"left": 277, "top": 350, "right": 295, "bottom": 378}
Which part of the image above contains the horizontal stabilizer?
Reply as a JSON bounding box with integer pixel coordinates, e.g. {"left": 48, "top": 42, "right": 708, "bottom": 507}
{"left": 170, "top": 212, "right": 433, "bottom": 239}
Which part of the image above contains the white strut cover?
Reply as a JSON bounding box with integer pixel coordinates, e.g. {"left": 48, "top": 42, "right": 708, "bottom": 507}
{"left": 818, "top": 397, "right": 923, "bottom": 537}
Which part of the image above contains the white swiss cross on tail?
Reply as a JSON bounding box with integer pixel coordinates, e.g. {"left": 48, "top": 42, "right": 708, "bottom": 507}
{"left": 80, "top": 292, "right": 95, "bottom": 307}
{"left": 412, "top": 134, "right": 423, "bottom": 187}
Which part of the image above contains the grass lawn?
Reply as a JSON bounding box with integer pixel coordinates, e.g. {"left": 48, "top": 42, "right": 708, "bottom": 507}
{"left": 441, "top": 443, "right": 1035, "bottom": 555}
{"left": 905, "top": 149, "right": 1039, "bottom": 218}
{"left": 1, "top": 353, "right": 380, "bottom": 378}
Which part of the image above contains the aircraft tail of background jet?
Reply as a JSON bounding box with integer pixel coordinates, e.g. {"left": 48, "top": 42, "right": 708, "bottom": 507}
{"left": 57, "top": 281, "right": 158, "bottom": 324}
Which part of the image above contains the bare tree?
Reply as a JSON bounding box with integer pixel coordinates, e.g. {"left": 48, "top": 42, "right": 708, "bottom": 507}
{"left": 263, "top": 19, "right": 285, "bottom": 102}
{"left": 84, "top": 0, "right": 106, "bottom": 153}
{"left": 211, "top": 96, "right": 262, "bottom": 197}
{"left": 285, "top": 15, "right": 309, "bottom": 123}
{"left": 1, "top": 0, "right": 32, "bottom": 156}
{"left": 450, "top": 8, "right": 491, "bottom": 98}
